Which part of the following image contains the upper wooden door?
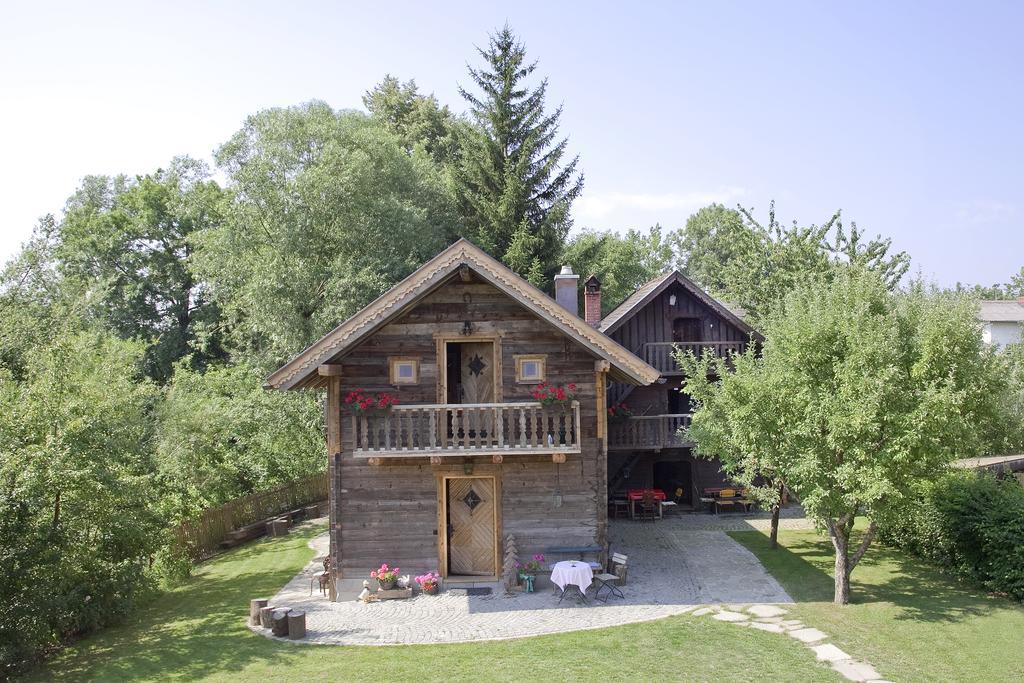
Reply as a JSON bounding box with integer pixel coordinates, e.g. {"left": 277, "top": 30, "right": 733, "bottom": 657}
{"left": 446, "top": 477, "right": 497, "bottom": 576}
{"left": 459, "top": 341, "right": 494, "bottom": 404}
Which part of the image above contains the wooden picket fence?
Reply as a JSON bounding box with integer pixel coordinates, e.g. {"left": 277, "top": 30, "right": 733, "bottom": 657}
{"left": 174, "top": 471, "right": 328, "bottom": 560}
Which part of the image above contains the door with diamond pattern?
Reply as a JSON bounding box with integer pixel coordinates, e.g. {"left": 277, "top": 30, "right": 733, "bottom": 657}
{"left": 446, "top": 477, "right": 496, "bottom": 576}
{"left": 459, "top": 342, "right": 494, "bottom": 404}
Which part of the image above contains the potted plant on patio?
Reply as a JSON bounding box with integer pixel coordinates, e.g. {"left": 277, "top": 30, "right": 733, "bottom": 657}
{"left": 515, "top": 554, "right": 545, "bottom": 592}
{"left": 370, "top": 562, "right": 400, "bottom": 590}
{"left": 415, "top": 572, "right": 441, "bottom": 595}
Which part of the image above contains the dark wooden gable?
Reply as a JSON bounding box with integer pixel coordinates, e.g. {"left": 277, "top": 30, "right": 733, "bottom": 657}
{"left": 606, "top": 279, "right": 751, "bottom": 354}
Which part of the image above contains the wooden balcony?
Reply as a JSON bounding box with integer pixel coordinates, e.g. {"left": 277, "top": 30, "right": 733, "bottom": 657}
{"left": 642, "top": 341, "right": 746, "bottom": 375}
{"left": 608, "top": 414, "right": 693, "bottom": 451}
{"left": 350, "top": 401, "right": 582, "bottom": 459}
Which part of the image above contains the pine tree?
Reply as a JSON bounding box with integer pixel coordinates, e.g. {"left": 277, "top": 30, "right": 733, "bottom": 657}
{"left": 456, "top": 26, "right": 583, "bottom": 287}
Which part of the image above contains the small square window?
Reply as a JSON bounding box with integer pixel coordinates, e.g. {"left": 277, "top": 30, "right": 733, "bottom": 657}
{"left": 514, "top": 355, "right": 546, "bottom": 384}
{"left": 389, "top": 357, "right": 419, "bottom": 385}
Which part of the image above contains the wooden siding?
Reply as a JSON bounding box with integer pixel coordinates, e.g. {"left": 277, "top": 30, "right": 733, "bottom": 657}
{"left": 330, "top": 277, "right": 604, "bottom": 577}
{"left": 607, "top": 280, "right": 749, "bottom": 355}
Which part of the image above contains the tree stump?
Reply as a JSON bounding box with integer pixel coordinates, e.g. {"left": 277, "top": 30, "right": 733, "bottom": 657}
{"left": 249, "top": 598, "right": 268, "bottom": 626}
{"left": 259, "top": 605, "right": 277, "bottom": 628}
{"left": 266, "top": 518, "right": 289, "bottom": 537}
{"left": 287, "top": 610, "right": 306, "bottom": 639}
{"left": 271, "top": 608, "right": 290, "bottom": 637}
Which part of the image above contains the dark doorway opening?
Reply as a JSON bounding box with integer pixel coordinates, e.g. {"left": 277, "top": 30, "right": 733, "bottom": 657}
{"left": 673, "top": 317, "right": 702, "bottom": 342}
{"left": 668, "top": 388, "right": 693, "bottom": 414}
{"left": 653, "top": 460, "right": 693, "bottom": 506}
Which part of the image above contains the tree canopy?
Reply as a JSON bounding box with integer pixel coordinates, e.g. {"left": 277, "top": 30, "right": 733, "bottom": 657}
{"left": 682, "top": 267, "right": 1005, "bottom": 604}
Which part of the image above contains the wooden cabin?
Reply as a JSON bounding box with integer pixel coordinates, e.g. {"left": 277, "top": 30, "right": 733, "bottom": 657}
{"left": 591, "top": 271, "right": 762, "bottom": 508}
{"left": 266, "top": 240, "right": 659, "bottom": 598}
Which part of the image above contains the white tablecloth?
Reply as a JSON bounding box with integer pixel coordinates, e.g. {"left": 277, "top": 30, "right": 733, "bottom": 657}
{"left": 550, "top": 560, "right": 594, "bottom": 592}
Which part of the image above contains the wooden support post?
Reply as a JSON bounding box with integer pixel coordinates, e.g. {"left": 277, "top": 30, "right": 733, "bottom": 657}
{"left": 326, "top": 374, "right": 343, "bottom": 601}
{"left": 595, "top": 359, "right": 611, "bottom": 569}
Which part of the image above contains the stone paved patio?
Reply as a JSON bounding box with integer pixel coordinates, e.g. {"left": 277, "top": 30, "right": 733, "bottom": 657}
{"left": 252, "top": 513, "right": 797, "bottom": 646}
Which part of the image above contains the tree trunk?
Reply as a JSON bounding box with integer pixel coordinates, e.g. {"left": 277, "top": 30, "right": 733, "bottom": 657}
{"left": 271, "top": 608, "right": 290, "bottom": 637}
{"left": 769, "top": 483, "right": 785, "bottom": 549}
{"left": 827, "top": 517, "right": 852, "bottom": 605}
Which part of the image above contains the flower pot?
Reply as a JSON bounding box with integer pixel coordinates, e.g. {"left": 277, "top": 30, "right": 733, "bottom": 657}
{"left": 378, "top": 578, "right": 397, "bottom": 590}
{"left": 423, "top": 585, "right": 438, "bottom": 595}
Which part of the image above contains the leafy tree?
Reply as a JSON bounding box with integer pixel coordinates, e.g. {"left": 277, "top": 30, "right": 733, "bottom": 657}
{"left": 197, "top": 101, "right": 455, "bottom": 366}
{"left": 563, "top": 226, "right": 673, "bottom": 314}
{"left": 682, "top": 268, "right": 1003, "bottom": 604}
{"left": 673, "top": 202, "right": 910, "bottom": 322}
{"left": 0, "top": 331, "right": 162, "bottom": 673}
{"left": 455, "top": 26, "right": 583, "bottom": 286}
{"left": 955, "top": 266, "right": 1024, "bottom": 299}
{"left": 155, "top": 361, "right": 324, "bottom": 517}
{"left": 363, "top": 75, "right": 466, "bottom": 167}
{"left": 55, "top": 158, "right": 228, "bottom": 381}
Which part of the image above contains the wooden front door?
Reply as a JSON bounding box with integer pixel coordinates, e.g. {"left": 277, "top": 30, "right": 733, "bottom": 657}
{"left": 446, "top": 477, "right": 497, "bottom": 576}
{"left": 459, "top": 342, "right": 494, "bottom": 403}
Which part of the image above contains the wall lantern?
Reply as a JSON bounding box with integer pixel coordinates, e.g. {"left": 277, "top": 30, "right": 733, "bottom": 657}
{"left": 461, "top": 320, "right": 474, "bottom": 336}
{"left": 669, "top": 294, "right": 677, "bottom": 306}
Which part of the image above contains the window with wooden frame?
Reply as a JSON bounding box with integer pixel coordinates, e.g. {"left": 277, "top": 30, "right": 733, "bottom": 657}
{"left": 514, "top": 355, "right": 546, "bottom": 384}
{"left": 388, "top": 357, "right": 420, "bottom": 385}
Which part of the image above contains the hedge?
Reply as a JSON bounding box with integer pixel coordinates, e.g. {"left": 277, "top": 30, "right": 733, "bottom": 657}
{"left": 879, "top": 469, "right": 1024, "bottom": 601}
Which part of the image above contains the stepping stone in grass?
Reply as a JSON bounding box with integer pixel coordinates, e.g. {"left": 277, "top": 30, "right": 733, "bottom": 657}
{"left": 831, "top": 659, "right": 881, "bottom": 682}
{"left": 748, "top": 621, "right": 785, "bottom": 633}
{"left": 747, "top": 604, "right": 788, "bottom": 618}
{"left": 692, "top": 607, "right": 715, "bottom": 616}
{"left": 726, "top": 604, "right": 748, "bottom": 612}
{"left": 811, "top": 643, "right": 851, "bottom": 662}
{"left": 712, "top": 610, "right": 749, "bottom": 623}
{"left": 788, "top": 627, "right": 828, "bottom": 643}
{"left": 754, "top": 616, "right": 785, "bottom": 624}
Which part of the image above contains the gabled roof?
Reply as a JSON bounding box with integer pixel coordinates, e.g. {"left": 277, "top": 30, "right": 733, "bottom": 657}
{"left": 979, "top": 300, "right": 1024, "bottom": 323}
{"left": 599, "top": 270, "right": 761, "bottom": 339}
{"left": 266, "top": 239, "right": 661, "bottom": 390}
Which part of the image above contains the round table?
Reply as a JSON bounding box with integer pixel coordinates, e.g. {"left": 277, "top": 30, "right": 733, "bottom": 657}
{"left": 550, "top": 560, "right": 594, "bottom": 602}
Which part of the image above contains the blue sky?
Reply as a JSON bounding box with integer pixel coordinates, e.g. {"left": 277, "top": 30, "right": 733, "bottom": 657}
{"left": 1, "top": 1, "right": 1021, "bottom": 286}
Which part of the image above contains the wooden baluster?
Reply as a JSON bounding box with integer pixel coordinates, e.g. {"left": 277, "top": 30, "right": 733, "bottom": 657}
{"left": 429, "top": 409, "right": 437, "bottom": 449}
{"left": 495, "top": 406, "right": 503, "bottom": 448}
{"left": 518, "top": 407, "right": 527, "bottom": 449}
{"left": 384, "top": 412, "right": 391, "bottom": 451}
{"left": 360, "top": 415, "right": 369, "bottom": 451}
{"left": 351, "top": 414, "right": 358, "bottom": 453}
{"left": 573, "top": 402, "right": 581, "bottom": 448}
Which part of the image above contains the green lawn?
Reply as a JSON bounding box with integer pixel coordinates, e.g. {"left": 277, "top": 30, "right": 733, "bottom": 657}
{"left": 731, "top": 525, "right": 1024, "bottom": 682}
{"left": 27, "top": 523, "right": 837, "bottom": 682}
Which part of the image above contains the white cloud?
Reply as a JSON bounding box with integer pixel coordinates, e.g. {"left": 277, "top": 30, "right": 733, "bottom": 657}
{"left": 953, "top": 199, "right": 1017, "bottom": 225}
{"left": 574, "top": 187, "right": 747, "bottom": 223}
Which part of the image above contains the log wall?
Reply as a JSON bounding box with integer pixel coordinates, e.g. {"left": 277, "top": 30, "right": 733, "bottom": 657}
{"left": 329, "top": 277, "right": 605, "bottom": 577}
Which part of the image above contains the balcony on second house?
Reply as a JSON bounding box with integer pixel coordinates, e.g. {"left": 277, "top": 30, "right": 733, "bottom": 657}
{"left": 642, "top": 341, "right": 746, "bottom": 375}
{"left": 349, "top": 401, "right": 582, "bottom": 459}
{"left": 607, "top": 413, "right": 694, "bottom": 451}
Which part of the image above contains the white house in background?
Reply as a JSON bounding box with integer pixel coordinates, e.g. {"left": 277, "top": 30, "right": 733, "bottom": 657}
{"left": 978, "top": 299, "right": 1024, "bottom": 349}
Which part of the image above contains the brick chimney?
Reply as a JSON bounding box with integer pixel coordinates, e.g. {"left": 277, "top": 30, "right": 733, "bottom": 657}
{"left": 1018, "top": 296, "right": 1024, "bottom": 305}
{"left": 584, "top": 275, "right": 602, "bottom": 327}
{"left": 554, "top": 265, "right": 580, "bottom": 315}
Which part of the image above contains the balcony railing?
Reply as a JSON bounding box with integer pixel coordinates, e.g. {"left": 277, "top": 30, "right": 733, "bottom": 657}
{"left": 608, "top": 414, "right": 693, "bottom": 451}
{"left": 350, "top": 401, "right": 581, "bottom": 458}
{"left": 643, "top": 341, "right": 746, "bottom": 375}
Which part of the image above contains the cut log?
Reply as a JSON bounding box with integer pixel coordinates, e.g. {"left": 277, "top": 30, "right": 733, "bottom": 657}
{"left": 259, "top": 605, "right": 277, "bottom": 628}
{"left": 266, "top": 518, "right": 289, "bottom": 537}
{"left": 271, "top": 608, "right": 290, "bottom": 637}
{"left": 287, "top": 610, "right": 306, "bottom": 639}
{"left": 249, "top": 598, "right": 268, "bottom": 626}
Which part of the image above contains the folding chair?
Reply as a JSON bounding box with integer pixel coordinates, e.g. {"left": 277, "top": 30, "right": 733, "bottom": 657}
{"left": 593, "top": 553, "right": 628, "bottom": 603}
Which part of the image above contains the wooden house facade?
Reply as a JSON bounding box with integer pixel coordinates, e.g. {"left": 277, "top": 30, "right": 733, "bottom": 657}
{"left": 593, "top": 271, "right": 762, "bottom": 507}
{"left": 266, "top": 240, "right": 658, "bottom": 598}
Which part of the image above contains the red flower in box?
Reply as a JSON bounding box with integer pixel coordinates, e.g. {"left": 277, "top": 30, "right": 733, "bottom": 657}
{"left": 345, "top": 389, "right": 400, "bottom": 413}
{"left": 531, "top": 382, "right": 576, "bottom": 408}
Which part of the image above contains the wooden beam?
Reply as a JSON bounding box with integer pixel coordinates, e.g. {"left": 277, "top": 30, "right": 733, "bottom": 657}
{"left": 318, "top": 364, "right": 343, "bottom": 376}
{"left": 325, "top": 375, "right": 343, "bottom": 601}
{"left": 594, "top": 359, "right": 610, "bottom": 372}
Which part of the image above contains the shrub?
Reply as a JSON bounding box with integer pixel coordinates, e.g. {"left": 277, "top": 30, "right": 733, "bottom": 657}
{"left": 879, "top": 469, "right": 1024, "bottom": 600}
